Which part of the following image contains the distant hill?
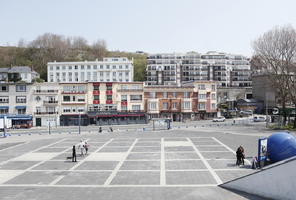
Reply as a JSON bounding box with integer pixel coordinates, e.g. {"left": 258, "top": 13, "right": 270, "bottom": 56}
{"left": 0, "top": 46, "right": 147, "bottom": 81}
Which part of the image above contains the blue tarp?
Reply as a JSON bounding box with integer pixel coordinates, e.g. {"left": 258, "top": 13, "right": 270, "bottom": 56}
{"left": 0, "top": 114, "right": 32, "bottom": 120}
{"left": 15, "top": 106, "right": 26, "bottom": 109}
{"left": 0, "top": 106, "right": 9, "bottom": 109}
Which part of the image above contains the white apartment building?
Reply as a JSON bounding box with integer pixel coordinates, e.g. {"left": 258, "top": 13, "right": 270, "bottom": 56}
{"left": 146, "top": 51, "right": 251, "bottom": 88}
{"left": 47, "top": 57, "right": 134, "bottom": 83}
{"left": 0, "top": 66, "right": 39, "bottom": 83}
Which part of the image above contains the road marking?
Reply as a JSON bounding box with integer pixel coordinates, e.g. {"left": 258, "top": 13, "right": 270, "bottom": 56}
{"left": 0, "top": 184, "right": 217, "bottom": 188}
{"left": 211, "top": 137, "right": 251, "bottom": 165}
{"left": 49, "top": 138, "right": 113, "bottom": 185}
{"left": 187, "top": 138, "right": 223, "bottom": 185}
{"left": 103, "top": 138, "right": 138, "bottom": 186}
{"left": 0, "top": 142, "right": 29, "bottom": 152}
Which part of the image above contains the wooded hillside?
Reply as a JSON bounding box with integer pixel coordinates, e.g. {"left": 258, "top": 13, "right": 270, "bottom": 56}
{"left": 0, "top": 33, "right": 147, "bottom": 81}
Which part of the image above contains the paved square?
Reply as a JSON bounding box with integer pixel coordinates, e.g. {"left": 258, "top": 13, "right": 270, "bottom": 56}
{"left": 0, "top": 133, "right": 258, "bottom": 200}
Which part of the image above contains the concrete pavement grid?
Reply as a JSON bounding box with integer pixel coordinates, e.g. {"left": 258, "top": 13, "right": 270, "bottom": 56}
{"left": 0, "top": 125, "right": 274, "bottom": 199}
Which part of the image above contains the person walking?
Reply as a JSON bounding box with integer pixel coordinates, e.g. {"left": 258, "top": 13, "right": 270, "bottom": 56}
{"left": 84, "top": 141, "right": 89, "bottom": 155}
{"left": 236, "top": 147, "right": 242, "bottom": 166}
{"left": 239, "top": 146, "right": 245, "bottom": 165}
{"left": 78, "top": 140, "right": 84, "bottom": 157}
{"left": 72, "top": 145, "right": 77, "bottom": 162}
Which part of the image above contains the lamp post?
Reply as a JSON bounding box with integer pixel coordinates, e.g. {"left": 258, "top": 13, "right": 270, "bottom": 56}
{"left": 78, "top": 112, "right": 81, "bottom": 134}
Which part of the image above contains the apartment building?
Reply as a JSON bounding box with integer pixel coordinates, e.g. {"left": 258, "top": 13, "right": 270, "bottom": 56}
{"left": 0, "top": 66, "right": 39, "bottom": 83}
{"left": 146, "top": 51, "right": 251, "bottom": 89}
{"left": 47, "top": 57, "right": 134, "bottom": 83}
{"left": 31, "top": 83, "right": 60, "bottom": 127}
{"left": 144, "top": 81, "right": 217, "bottom": 121}
{"left": 0, "top": 83, "right": 34, "bottom": 127}
{"left": 87, "top": 82, "right": 146, "bottom": 125}
{"left": 59, "top": 83, "right": 89, "bottom": 126}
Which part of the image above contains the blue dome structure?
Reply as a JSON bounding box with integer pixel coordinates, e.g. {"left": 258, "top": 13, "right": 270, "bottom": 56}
{"left": 267, "top": 132, "right": 296, "bottom": 162}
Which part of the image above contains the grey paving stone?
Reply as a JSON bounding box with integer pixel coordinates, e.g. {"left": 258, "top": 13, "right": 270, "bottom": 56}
{"left": 35, "top": 147, "right": 68, "bottom": 152}
{"left": 106, "top": 142, "right": 133, "bottom": 147}
{"left": 134, "top": 142, "right": 160, "bottom": 147}
{"left": 0, "top": 161, "right": 39, "bottom": 170}
{"left": 131, "top": 146, "right": 160, "bottom": 152}
{"left": 164, "top": 146, "right": 195, "bottom": 152}
{"left": 75, "top": 161, "right": 119, "bottom": 170}
{"left": 164, "top": 138, "right": 188, "bottom": 141}
{"left": 120, "top": 161, "right": 160, "bottom": 170}
{"left": 111, "top": 171, "right": 160, "bottom": 185}
{"left": 166, "top": 160, "right": 206, "bottom": 170}
{"left": 197, "top": 146, "right": 229, "bottom": 151}
{"left": 4, "top": 171, "right": 62, "bottom": 184}
{"left": 137, "top": 138, "right": 161, "bottom": 142}
{"left": 31, "top": 161, "right": 77, "bottom": 170}
{"left": 200, "top": 152, "right": 235, "bottom": 159}
{"left": 207, "top": 159, "right": 238, "bottom": 169}
{"left": 166, "top": 171, "right": 216, "bottom": 185}
{"left": 126, "top": 153, "right": 160, "bottom": 160}
{"left": 98, "top": 147, "right": 130, "bottom": 152}
{"left": 192, "top": 141, "right": 220, "bottom": 145}
{"left": 165, "top": 152, "right": 200, "bottom": 160}
{"left": 216, "top": 170, "right": 254, "bottom": 183}
{"left": 56, "top": 171, "right": 111, "bottom": 185}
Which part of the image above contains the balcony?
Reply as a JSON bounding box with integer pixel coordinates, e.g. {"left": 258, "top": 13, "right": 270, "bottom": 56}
{"left": 93, "top": 90, "right": 100, "bottom": 95}
{"left": 61, "top": 101, "right": 86, "bottom": 105}
{"left": 62, "top": 91, "right": 86, "bottom": 94}
{"left": 34, "top": 90, "right": 58, "bottom": 94}
{"left": 43, "top": 100, "right": 58, "bottom": 105}
{"left": 93, "top": 100, "right": 100, "bottom": 104}
{"left": 34, "top": 111, "right": 58, "bottom": 115}
{"left": 117, "top": 88, "right": 143, "bottom": 92}
{"left": 106, "top": 90, "right": 113, "bottom": 95}
{"left": 88, "top": 110, "right": 145, "bottom": 117}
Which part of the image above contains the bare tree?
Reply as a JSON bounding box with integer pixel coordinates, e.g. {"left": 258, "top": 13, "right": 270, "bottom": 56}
{"left": 92, "top": 39, "right": 107, "bottom": 59}
{"left": 252, "top": 25, "right": 296, "bottom": 126}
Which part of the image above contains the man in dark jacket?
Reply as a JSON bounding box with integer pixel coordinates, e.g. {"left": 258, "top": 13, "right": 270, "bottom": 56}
{"left": 72, "top": 145, "right": 77, "bottom": 162}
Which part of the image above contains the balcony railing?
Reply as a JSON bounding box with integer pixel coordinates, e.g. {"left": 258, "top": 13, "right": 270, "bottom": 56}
{"left": 34, "top": 90, "right": 58, "bottom": 93}
{"left": 117, "top": 89, "right": 143, "bottom": 92}
{"left": 34, "top": 111, "right": 58, "bottom": 115}
{"left": 43, "top": 100, "right": 58, "bottom": 104}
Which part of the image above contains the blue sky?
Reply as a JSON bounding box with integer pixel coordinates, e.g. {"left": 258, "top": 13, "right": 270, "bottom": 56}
{"left": 1, "top": 0, "right": 296, "bottom": 56}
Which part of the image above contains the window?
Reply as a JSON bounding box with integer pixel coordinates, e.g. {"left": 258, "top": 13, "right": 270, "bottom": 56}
{"left": 16, "top": 96, "right": 26, "bottom": 103}
{"left": 163, "top": 92, "right": 167, "bottom": 98}
{"left": 87, "top": 65, "right": 91, "bottom": 70}
{"left": 77, "top": 107, "right": 84, "bottom": 112}
{"left": 198, "top": 94, "right": 206, "bottom": 99}
{"left": 172, "top": 92, "right": 177, "bottom": 98}
{"left": 121, "top": 105, "right": 127, "bottom": 111}
{"left": 198, "top": 84, "right": 205, "bottom": 90}
{"left": 68, "top": 72, "right": 72, "bottom": 81}
{"left": 198, "top": 103, "right": 205, "bottom": 110}
{"left": 87, "top": 72, "right": 91, "bottom": 80}
{"left": 113, "top": 72, "right": 116, "bottom": 76}
{"left": 63, "top": 96, "right": 71, "bottom": 102}
{"left": 182, "top": 101, "right": 191, "bottom": 109}
{"left": 106, "top": 85, "right": 112, "bottom": 90}
{"left": 125, "top": 72, "right": 129, "bottom": 76}
{"left": 211, "top": 94, "right": 216, "bottom": 100}
{"left": 62, "top": 66, "right": 66, "bottom": 70}
{"left": 94, "top": 95, "right": 100, "bottom": 100}
{"left": 77, "top": 96, "right": 85, "bottom": 102}
{"left": 130, "top": 95, "right": 142, "bottom": 101}
{"left": 81, "top": 65, "right": 84, "bottom": 70}
{"left": 81, "top": 72, "right": 85, "bottom": 81}
{"left": 100, "top": 65, "right": 103, "bottom": 69}
{"left": 62, "top": 72, "right": 66, "bottom": 81}
{"left": 100, "top": 72, "right": 103, "bottom": 76}
{"left": 68, "top": 66, "right": 72, "bottom": 70}
{"left": 94, "top": 85, "right": 100, "bottom": 90}
{"left": 184, "top": 92, "right": 190, "bottom": 98}
{"left": 16, "top": 85, "right": 26, "bottom": 92}
{"left": 93, "top": 65, "right": 97, "bottom": 69}
{"left": 112, "top": 65, "right": 116, "bottom": 69}
{"left": 35, "top": 96, "right": 41, "bottom": 101}
{"left": 0, "top": 85, "right": 8, "bottom": 92}
{"left": 106, "top": 65, "right": 110, "bottom": 69}
{"left": 126, "top": 65, "right": 129, "bottom": 69}
{"left": 211, "top": 103, "right": 216, "bottom": 109}
{"left": 119, "top": 65, "right": 122, "bottom": 69}
{"left": 163, "top": 102, "right": 168, "bottom": 110}
{"left": 17, "top": 108, "right": 26, "bottom": 114}
{"left": 132, "top": 105, "right": 141, "bottom": 111}
{"left": 75, "top": 72, "right": 79, "bottom": 81}
{"left": 149, "top": 92, "right": 156, "bottom": 98}
{"left": 211, "top": 85, "right": 216, "bottom": 91}
{"left": 0, "top": 96, "right": 9, "bottom": 103}
{"left": 49, "top": 66, "right": 53, "bottom": 70}
{"left": 149, "top": 102, "right": 157, "bottom": 110}
{"left": 172, "top": 102, "right": 177, "bottom": 109}
{"left": 121, "top": 95, "right": 127, "bottom": 102}
{"left": 63, "top": 108, "right": 71, "bottom": 113}
{"left": 107, "top": 95, "right": 112, "bottom": 100}
{"left": 93, "top": 72, "right": 97, "bottom": 81}
{"left": 0, "top": 108, "right": 8, "bottom": 114}
{"left": 75, "top": 65, "right": 78, "bottom": 69}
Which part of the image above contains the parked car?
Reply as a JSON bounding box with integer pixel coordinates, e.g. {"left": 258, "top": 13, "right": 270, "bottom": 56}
{"left": 212, "top": 116, "right": 226, "bottom": 122}
{"left": 253, "top": 116, "right": 266, "bottom": 122}
{"left": 239, "top": 110, "right": 253, "bottom": 117}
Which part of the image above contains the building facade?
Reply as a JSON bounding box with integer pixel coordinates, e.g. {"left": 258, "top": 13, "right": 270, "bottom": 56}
{"left": 0, "top": 66, "right": 39, "bottom": 83}
{"left": 144, "top": 81, "right": 217, "bottom": 121}
{"left": 47, "top": 57, "right": 134, "bottom": 83}
{"left": 146, "top": 51, "right": 252, "bottom": 89}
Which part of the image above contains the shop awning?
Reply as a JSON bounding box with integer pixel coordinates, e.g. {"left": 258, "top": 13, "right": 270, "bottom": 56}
{"left": 15, "top": 106, "right": 26, "bottom": 109}
{"left": 0, "top": 106, "right": 9, "bottom": 109}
